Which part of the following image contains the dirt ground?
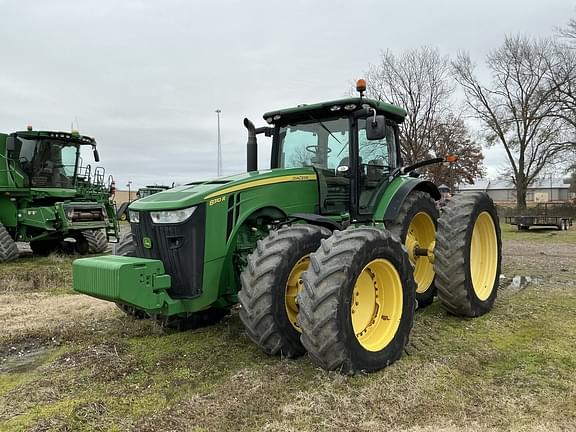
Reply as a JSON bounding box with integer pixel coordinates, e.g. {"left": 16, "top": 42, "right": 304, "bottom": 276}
{"left": 0, "top": 223, "right": 575, "bottom": 431}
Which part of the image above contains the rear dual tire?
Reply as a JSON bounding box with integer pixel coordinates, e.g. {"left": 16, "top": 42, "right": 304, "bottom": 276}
{"left": 435, "top": 192, "right": 502, "bottom": 317}
{"left": 388, "top": 191, "right": 438, "bottom": 309}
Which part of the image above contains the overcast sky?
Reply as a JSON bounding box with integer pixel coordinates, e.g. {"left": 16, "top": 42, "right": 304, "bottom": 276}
{"left": 0, "top": 0, "right": 573, "bottom": 188}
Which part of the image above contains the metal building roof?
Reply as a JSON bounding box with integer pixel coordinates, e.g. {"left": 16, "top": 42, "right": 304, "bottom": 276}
{"left": 459, "top": 177, "right": 571, "bottom": 191}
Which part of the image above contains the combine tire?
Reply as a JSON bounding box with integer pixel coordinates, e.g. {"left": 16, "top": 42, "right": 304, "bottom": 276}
{"left": 114, "top": 232, "right": 148, "bottom": 319}
{"left": 84, "top": 230, "right": 108, "bottom": 254}
{"left": 388, "top": 191, "right": 438, "bottom": 308}
{"left": 239, "top": 224, "right": 331, "bottom": 358}
{"left": 0, "top": 224, "right": 18, "bottom": 262}
{"left": 435, "top": 192, "right": 502, "bottom": 317}
{"left": 298, "top": 228, "right": 415, "bottom": 374}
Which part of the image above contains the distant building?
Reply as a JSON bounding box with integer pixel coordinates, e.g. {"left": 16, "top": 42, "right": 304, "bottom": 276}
{"left": 114, "top": 190, "right": 132, "bottom": 206}
{"left": 459, "top": 178, "right": 574, "bottom": 203}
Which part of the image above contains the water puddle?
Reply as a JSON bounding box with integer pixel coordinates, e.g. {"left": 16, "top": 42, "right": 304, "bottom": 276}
{"left": 0, "top": 345, "right": 54, "bottom": 373}
{"left": 500, "top": 274, "right": 540, "bottom": 296}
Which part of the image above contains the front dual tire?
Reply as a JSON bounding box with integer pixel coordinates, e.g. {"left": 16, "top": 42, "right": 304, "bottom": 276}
{"left": 298, "top": 228, "right": 415, "bottom": 374}
{"left": 240, "top": 225, "right": 415, "bottom": 373}
{"left": 238, "top": 224, "right": 331, "bottom": 358}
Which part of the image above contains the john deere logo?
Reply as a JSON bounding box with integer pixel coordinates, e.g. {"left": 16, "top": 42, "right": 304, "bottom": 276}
{"left": 143, "top": 237, "right": 152, "bottom": 249}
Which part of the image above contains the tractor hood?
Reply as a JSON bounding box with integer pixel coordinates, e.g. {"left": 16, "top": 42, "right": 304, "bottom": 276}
{"left": 129, "top": 167, "right": 318, "bottom": 211}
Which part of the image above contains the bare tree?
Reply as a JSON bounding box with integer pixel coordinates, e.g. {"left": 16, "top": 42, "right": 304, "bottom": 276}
{"left": 426, "top": 115, "right": 485, "bottom": 190}
{"left": 557, "top": 17, "right": 576, "bottom": 41}
{"left": 546, "top": 41, "right": 576, "bottom": 130}
{"left": 365, "top": 47, "right": 454, "bottom": 164}
{"left": 453, "top": 35, "right": 571, "bottom": 210}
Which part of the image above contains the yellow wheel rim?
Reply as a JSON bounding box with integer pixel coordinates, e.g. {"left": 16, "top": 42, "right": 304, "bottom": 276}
{"left": 470, "top": 211, "right": 498, "bottom": 301}
{"left": 351, "top": 259, "right": 403, "bottom": 352}
{"left": 285, "top": 255, "right": 310, "bottom": 332}
{"left": 405, "top": 212, "right": 436, "bottom": 294}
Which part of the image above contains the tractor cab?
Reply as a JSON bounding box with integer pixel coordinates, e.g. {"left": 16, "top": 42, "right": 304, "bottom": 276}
{"left": 6, "top": 129, "right": 100, "bottom": 190}
{"left": 247, "top": 81, "right": 407, "bottom": 221}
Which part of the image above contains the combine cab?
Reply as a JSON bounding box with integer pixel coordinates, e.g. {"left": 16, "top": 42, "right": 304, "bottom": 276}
{"left": 0, "top": 128, "right": 118, "bottom": 261}
{"left": 73, "top": 81, "right": 501, "bottom": 374}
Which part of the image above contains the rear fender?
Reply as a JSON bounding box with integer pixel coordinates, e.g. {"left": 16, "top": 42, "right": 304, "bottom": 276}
{"left": 373, "top": 177, "right": 440, "bottom": 224}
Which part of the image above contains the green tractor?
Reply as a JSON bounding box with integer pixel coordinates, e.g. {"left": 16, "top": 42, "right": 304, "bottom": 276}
{"left": 73, "top": 82, "right": 501, "bottom": 373}
{"left": 0, "top": 128, "right": 118, "bottom": 261}
{"left": 116, "top": 185, "right": 172, "bottom": 222}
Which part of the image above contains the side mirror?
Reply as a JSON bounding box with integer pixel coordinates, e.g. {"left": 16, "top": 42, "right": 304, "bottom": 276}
{"left": 93, "top": 148, "right": 100, "bottom": 162}
{"left": 366, "top": 115, "right": 386, "bottom": 140}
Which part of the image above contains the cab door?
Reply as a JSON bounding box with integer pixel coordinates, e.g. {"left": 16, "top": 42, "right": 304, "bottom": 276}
{"left": 355, "top": 119, "right": 398, "bottom": 217}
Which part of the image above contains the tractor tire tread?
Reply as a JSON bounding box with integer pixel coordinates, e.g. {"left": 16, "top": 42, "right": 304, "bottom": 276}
{"left": 238, "top": 224, "right": 331, "bottom": 358}
{"left": 84, "top": 230, "right": 108, "bottom": 254}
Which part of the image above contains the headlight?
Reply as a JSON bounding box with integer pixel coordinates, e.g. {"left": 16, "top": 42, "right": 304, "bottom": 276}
{"left": 129, "top": 210, "right": 140, "bottom": 223}
{"left": 150, "top": 206, "right": 196, "bottom": 224}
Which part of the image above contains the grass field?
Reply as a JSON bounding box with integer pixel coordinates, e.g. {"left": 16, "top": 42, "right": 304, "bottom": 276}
{"left": 1, "top": 223, "right": 575, "bottom": 431}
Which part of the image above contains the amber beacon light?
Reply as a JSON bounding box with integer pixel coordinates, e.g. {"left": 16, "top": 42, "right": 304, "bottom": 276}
{"left": 356, "top": 79, "right": 367, "bottom": 95}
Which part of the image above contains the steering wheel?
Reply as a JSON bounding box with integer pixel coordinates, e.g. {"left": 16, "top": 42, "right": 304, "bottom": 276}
{"left": 305, "top": 145, "right": 332, "bottom": 154}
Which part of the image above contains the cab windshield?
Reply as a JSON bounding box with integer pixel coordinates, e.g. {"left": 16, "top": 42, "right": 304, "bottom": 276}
{"left": 277, "top": 116, "right": 397, "bottom": 215}
{"left": 13, "top": 137, "right": 79, "bottom": 188}
{"left": 277, "top": 117, "right": 396, "bottom": 172}
{"left": 278, "top": 117, "right": 349, "bottom": 170}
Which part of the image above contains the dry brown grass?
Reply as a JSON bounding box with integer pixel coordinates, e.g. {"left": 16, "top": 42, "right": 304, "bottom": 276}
{"left": 0, "top": 293, "right": 114, "bottom": 345}
{"left": 0, "top": 254, "right": 72, "bottom": 294}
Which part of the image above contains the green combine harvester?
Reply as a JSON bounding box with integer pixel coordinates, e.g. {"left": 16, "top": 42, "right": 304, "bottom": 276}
{"left": 73, "top": 81, "right": 502, "bottom": 374}
{"left": 0, "top": 128, "right": 118, "bottom": 261}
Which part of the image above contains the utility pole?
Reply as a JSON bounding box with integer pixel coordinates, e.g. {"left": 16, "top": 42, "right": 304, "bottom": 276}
{"left": 215, "top": 109, "right": 222, "bottom": 177}
{"left": 126, "top": 181, "right": 132, "bottom": 203}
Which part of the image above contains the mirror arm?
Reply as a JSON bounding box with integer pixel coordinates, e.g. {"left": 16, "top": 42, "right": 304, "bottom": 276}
{"left": 255, "top": 126, "right": 273, "bottom": 137}
{"left": 388, "top": 157, "right": 448, "bottom": 182}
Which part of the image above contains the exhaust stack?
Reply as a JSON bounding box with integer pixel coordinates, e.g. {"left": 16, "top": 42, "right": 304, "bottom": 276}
{"left": 244, "top": 118, "right": 258, "bottom": 172}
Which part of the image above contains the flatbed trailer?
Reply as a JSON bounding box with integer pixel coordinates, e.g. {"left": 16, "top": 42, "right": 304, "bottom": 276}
{"left": 505, "top": 215, "right": 573, "bottom": 230}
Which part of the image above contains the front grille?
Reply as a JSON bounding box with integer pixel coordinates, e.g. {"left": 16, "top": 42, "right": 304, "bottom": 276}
{"left": 131, "top": 204, "right": 206, "bottom": 299}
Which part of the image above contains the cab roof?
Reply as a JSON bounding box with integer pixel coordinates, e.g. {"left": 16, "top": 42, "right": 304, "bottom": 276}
{"left": 262, "top": 97, "right": 407, "bottom": 125}
{"left": 13, "top": 130, "right": 96, "bottom": 145}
